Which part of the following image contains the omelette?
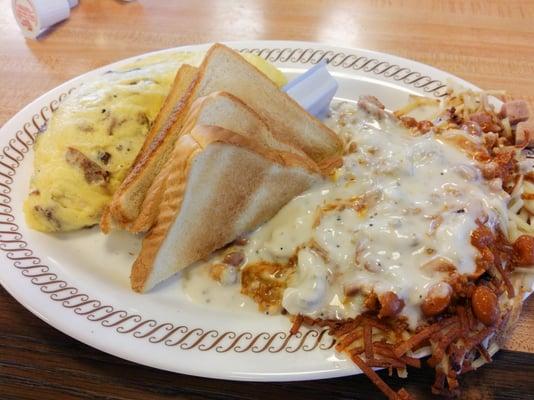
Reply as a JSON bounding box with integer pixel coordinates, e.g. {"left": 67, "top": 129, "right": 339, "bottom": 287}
{"left": 24, "top": 52, "right": 287, "bottom": 232}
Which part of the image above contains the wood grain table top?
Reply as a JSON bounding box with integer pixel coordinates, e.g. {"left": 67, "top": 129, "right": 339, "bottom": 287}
{"left": 1, "top": 1, "right": 533, "bottom": 399}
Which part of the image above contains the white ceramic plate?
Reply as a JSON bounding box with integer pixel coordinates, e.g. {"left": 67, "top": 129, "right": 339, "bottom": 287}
{"left": 0, "top": 40, "right": 485, "bottom": 381}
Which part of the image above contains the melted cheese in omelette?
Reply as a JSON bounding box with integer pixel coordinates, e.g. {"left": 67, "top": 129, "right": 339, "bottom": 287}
{"left": 183, "top": 101, "right": 510, "bottom": 328}
{"left": 24, "top": 52, "right": 287, "bottom": 232}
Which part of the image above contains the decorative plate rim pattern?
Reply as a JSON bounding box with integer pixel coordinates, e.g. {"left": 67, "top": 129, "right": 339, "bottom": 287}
{"left": 240, "top": 47, "right": 449, "bottom": 97}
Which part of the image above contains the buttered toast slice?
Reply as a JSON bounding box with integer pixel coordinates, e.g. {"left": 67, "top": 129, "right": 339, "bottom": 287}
{"left": 129, "top": 91, "right": 308, "bottom": 233}
{"left": 109, "top": 43, "right": 341, "bottom": 229}
{"left": 130, "top": 125, "right": 322, "bottom": 292}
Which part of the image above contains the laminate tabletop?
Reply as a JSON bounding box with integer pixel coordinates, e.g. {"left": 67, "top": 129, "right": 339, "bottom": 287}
{"left": 1, "top": 1, "right": 533, "bottom": 399}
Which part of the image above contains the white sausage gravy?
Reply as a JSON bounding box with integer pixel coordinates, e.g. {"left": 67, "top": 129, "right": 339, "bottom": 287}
{"left": 183, "top": 100, "right": 509, "bottom": 328}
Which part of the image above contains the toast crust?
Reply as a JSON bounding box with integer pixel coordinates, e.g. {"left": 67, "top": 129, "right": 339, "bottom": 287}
{"left": 128, "top": 148, "right": 174, "bottom": 233}
{"left": 100, "top": 206, "right": 112, "bottom": 234}
{"left": 136, "top": 64, "right": 199, "bottom": 161}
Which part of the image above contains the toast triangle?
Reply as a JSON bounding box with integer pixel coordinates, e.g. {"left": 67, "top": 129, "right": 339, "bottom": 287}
{"left": 130, "top": 125, "right": 321, "bottom": 292}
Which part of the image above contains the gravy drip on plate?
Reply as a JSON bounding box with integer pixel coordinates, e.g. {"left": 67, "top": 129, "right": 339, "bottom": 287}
{"left": 182, "top": 261, "right": 258, "bottom": 313}
{"left": 183, "top": 101, "right": 509, "bottom": 328}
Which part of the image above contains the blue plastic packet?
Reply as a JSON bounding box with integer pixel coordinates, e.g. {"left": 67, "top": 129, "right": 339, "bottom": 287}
{"left": 282, "top": 60, "right": 338, "bottom": 120}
